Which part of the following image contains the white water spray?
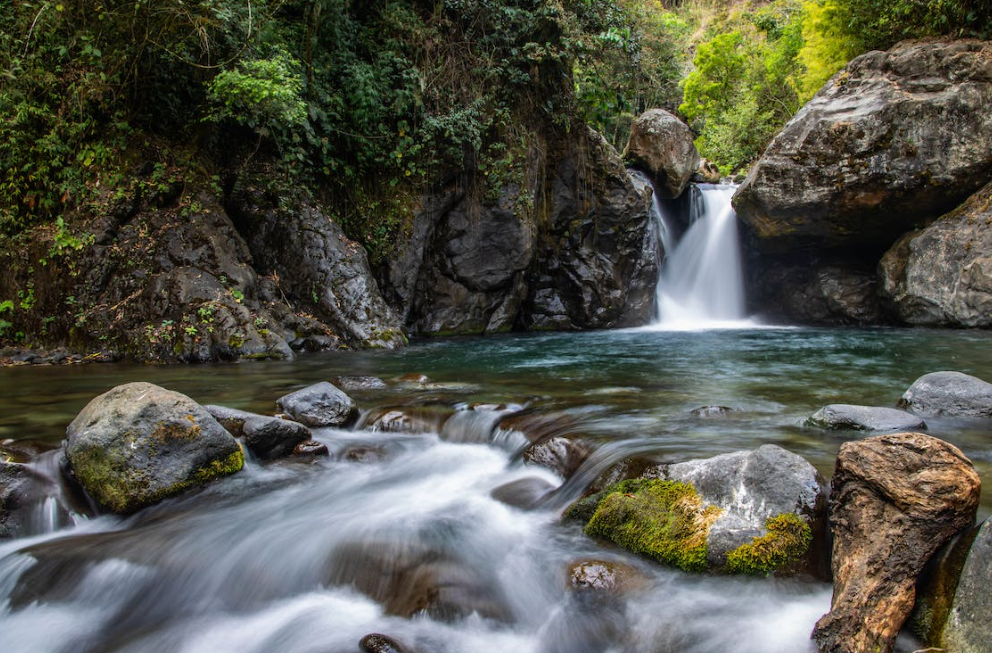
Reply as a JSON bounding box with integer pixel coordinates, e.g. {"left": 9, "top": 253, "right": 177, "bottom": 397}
{"left": 643, "top": 178, "right": 752, "bottom": 330}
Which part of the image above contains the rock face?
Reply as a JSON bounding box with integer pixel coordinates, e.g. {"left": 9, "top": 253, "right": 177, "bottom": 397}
{"left": 746, "top": 259, "right": 883, "bottom": 325}
{"left": 806, "top": 404, "right": 926, "bottom": 432}
{"left": 933, "top": 519, "right": 992, "bottom": 653}
{"left": 812, "top": 433, "right": 981, "bottom": 653}
{"left": 570, "top": 445, "right": 826, "bottom": 576}
{"left": 276, "top": 382, "right": 358, "bottom": 428}
{"left": 64, "top": 383, "right": 244, "bottom": 513}
{"left": 734, "top": 39, "right": 992, "bottom": 254}
{"left": 382, "top": 127, "right": 660, "bottom": 336}
{"left": 624, "top": 109, "right": 700, "bottom": 199}
{"left": 879, "top": 181, "right": 992, "bottom": 327}
{"left": 899, "top": 371, "right": 992, "bottom": 417}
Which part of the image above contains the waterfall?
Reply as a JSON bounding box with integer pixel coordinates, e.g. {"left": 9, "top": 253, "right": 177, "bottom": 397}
{"left": 640, "top": 175, "right": 751, "bottom": 329}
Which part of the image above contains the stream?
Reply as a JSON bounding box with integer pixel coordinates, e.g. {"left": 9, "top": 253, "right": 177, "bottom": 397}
{"left": 2, "top": 326, "right": 991, "bottom": 653}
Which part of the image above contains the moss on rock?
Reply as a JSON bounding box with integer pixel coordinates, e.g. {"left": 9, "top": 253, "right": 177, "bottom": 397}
{"left": 724, "top": 513, "right": 812, "bottom": 576}
{"left": 583, "top": 479, "right": 721, "bottom": 573}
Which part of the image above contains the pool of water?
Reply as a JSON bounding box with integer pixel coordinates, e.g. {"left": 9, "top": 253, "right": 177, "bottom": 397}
{"left": 1, "top": 326, "right": 990, "bottom": 653}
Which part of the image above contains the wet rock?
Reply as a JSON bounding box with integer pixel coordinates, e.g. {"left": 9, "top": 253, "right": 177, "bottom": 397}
{"left": 806, "top": 404, "right": 926, "bottom": 432}
{"left": 276, "top": 382, "right": 357, "bottom": 428}
{"left": 899, "top": 371, "right": 992, "bottom": 418}
{"left": 624, "top": 109, "right": 700, "bottom": 199}
{"left": 293, "top": 439, "right": 329, "bottom": 457}
{"left": 327, "top": 539, "right": 512, "bottom": 623}
{"left": 522, "top": 436, "right": 592, "bottom": 480}
{"left": 361, "top": 406, "right": 450, "bottom": 434}
{"left": 692, "top": 159, "right": 722, "bottom": 184}
{"left": 360, "top": 633, "right": 411, "bottom": 653}
{"left": 689, "top": 405, "right": 738, "bottom": 418}
{"left": 926, "top": 518, "right": 992, "bottom": 653}
{"left": 1, "top": 461, "right": 57, "bottom": 538}
{"left": 343, "top": 445, "right": 386, "bottom": 463}
{"left": 567, "top": 559, "right": 646, "bottom": 596}
{"left": 64, "top": 382, "right": 244, "bottom": 514}
{"left": 242, "top": 416, "right": 311, "bottom": 460}
{"left": 812, "top": 433, "right": 981, "bottom": 653}
{"left": 332, "top": 375, "right": 388, "bottom": 391}
{"left": 441, "top": 403, "right": 524, "bottom": 446}
{"left": 879, "top": 180, "right": 992, "bottom": 327}
{"left": 203, "top": 405, "right": 256, "bottom": 437}
{"left": 490, "top": 477, "right": 556, "bottom": 510}
{"left": 734, "top": 40, "right": 992, "bottom": 254}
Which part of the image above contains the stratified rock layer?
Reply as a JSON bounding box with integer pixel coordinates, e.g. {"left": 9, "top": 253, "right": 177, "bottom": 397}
{"left": 812, "top": 433, "right": 980, "bottom": 653}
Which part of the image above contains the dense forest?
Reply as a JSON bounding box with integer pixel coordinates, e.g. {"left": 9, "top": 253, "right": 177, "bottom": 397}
{"left": 0, "top": 0, "right": 989, "bottom": 346}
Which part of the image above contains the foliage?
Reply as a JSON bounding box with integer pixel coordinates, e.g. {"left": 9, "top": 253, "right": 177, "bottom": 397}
{"left": 797, "top": 1, "right": 860, "bottom": 102}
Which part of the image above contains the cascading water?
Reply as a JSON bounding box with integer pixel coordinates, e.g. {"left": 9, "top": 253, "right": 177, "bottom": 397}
{"left": 637, "top": 172, "right": 751, "bottom": 329}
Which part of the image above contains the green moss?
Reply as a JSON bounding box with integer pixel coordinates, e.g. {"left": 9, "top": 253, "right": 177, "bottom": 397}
{"left": 724, "top": 513, "right": 812, "bottom": 576}
{"left": 583, "top": 479, "right": 721, "bottom": 573}
{"left": 191, "top": 446, "right": 245, "bottom": 484}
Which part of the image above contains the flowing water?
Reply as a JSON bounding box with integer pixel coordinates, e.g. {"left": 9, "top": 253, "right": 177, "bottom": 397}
{"left": 2, "top": 327, "right": 991, "bottom": 653}
{"left": 648, "top": 182, "right": 751, "bottom": 329}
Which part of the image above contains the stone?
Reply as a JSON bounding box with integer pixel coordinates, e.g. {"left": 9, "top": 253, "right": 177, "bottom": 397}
{"left": 293, "top": 439, "right": 329, "bottom": 457}
{"left": 1, "top": 461, "right": 57, "bottom": 538}
{"left": 899, "top": 371, "right": 992, "bottom": 418}
{"left": 331, "top": 375, "right": 388, "bottom": 391}
{"left": 276, "top": 382, "right": 357, "bottom": 427}
{"left": 343, "top": 445, "right": 386, "bottom": 463}
{"left": 567, "top": 559, "right": 646, "bottom": 596}
{"left": 361, "top": 406, "right": 449, "bottom": 434}
{"left": 490, "top": 477, "right": 556, "bottom": 509}
{"left": 806, "top": 405, "right": 926, "bottom": 432}
{"left": 934, "top": 519, "right": 992, "bottom": 653}
{"left": 692, "top": 159, "right": 722, "bottom": 184}
{"left": 689, "top": 405, "right": 738, "bottom": 418}
{"left": 623, "top": 109, "right": 700, "bottom": 198}
{"left": 879, "top": 180, "right": 992, "bottom": 327}
{"left": 734, "top": 39, "right": 992, "bottom": 254}
{"left": 359, "top": 633, "right": 412, "bottom": 653}
{"left": 811, "top": 433, "right": 981, "bottom": 653}
{"left": 522, "top": 436, "right": 592, "bottom": 480}
{"left": 747, "top": 260, "right": 883, "bottom": 326}
{"left": 64, "top": 382, "right": 244, "bottom": 513}
{"left": 242, "top": 416, "right": 311, "bottom": 460}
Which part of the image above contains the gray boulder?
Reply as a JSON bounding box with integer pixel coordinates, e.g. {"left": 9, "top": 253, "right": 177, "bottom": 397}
{"left": 205, "top": 405, "right": 312, "bottom": 459}
{"left": 523, "top": 436, "right": 592, "bottom": 480}
{"left": 64, "top": 383, "right": 244, "bottom": 513}
{"left": 623, "top": 109, "right": 700, "bottom": 199}
{"left": 276, "top": 382, "right": 357, "bottom": 427}
{"left": 734, "top": 39, "right": 992, "bottom": 253}
{"left": 935, "top": 519, "right": 992, "bottom": 653}
{"left": 879, "top": 180, "right": 992, "bottom": 327}
{"left": 899, "top": 371, "right": 992, "bottom": 417}
{"left": 806, "top": 404, "right": 926, "bottom": 432}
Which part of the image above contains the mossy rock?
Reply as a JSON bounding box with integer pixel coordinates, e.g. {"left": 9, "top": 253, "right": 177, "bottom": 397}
{"left": 582, "top": 479, "right": 721, "bottom": 573}
{"left": 724, "top": 513, "right": 812, "bottom": 576}
{"left": 65, "top": 382, "right": 244, "bottom": 513}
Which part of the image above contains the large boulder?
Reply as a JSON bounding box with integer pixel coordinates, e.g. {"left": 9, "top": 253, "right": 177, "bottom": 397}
{"left": 570, "top": 445, "right": 826, "bottom": 576}
{"left": 734, "top": 39, "right": 992, "bottom": 253}
{"left": 806, "top": 404, "right": 926, "bottom": 432}
{"left": 64, "top": 383, "right": 244, "bottom": 513}
{"left": 623, "top": 109, "right": 700, "bottom": 199}
{"left": 812, "top": 433, "right": 981, "bottom": 653}
{"left": 899, "top": 371, "right": 992, "bottom": 418}
{"left": 879, "top": 181, "right": 992, "bottom": 327}
{"left": 276, "top": 382, "right": 358, "bottom": 428}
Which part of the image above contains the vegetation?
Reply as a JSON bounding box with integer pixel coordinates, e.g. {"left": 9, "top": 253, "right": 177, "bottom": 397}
{"left": 724, "top": 512, "right": 812, "bottom": 575}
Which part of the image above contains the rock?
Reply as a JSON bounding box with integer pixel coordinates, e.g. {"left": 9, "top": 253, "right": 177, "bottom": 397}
{"left": 899, "top": 371, "right": 992, "bottom": 417}
{"left": 1, "top": 461, "right": 57, "bottom": 538}
{"left": 203, "top": 405, "right": 256, "bottom": 437}
{"left": 692, "top": 159, "right": 722, "bottom": 184}
{"left": 689, "top": 405, "right": 738, "bottom": 418}
{"left": 276, "top": 382, "right": 357, "bottom": 427}
{"left": 490, "top": 477, "right": 556, "bottom": 509}
{"left": 332, "top": 375, "right": 388, "bottom": 391}
{"left": 879, "top": 180, "right": 992, "bottom": 327}
{"left": 806, "top": 404, "right": 926, "bottom": 432}
{"left": 361, "top": 406, "right": 450, "bottom": 434}
{"left": 734, "top": 39, "right": 992, "bottom": 253}
{"left": 567, "top": 559, "right": 646, "bottom": 596}
{"left": 812, "top": 433, "right": 981, "bottom": 653}
{"left": 522, "top": 436, "right": 592, "bottom": 480}
{"left": 623, "top": 109, "right": 700, "bottom": 198}
{"left": 343, "top": 445, "right": 386, "bottom": 463}
{"left": 359, "top": 633, "right": 412, "bottom": 653}
{"left": 747, "top": 260, "right": 883, "bottom": 325}
{"left": 396, "top": 373, "right": 430, "bottom": 385}
{"left": 242, "top": 417, "right": 311, "bottom": 460}
{"left": 326, "top": 539, "right": 512, "bottom": 622}
{"left": 293, "top": 439, "right": 329, "bottom": 457}
{"left": 64, "top": 382, "right": 244, "bottom": 513}
{"left": 570, "top": 445, "right": 826, "bottom": 576}
{"left": 930, "top": 519, "right": 992, "bottom": 653}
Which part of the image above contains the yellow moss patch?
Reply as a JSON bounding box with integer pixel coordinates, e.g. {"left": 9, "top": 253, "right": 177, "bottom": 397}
{"left": 725, "top": 512, "right": 812, "bottom": 576}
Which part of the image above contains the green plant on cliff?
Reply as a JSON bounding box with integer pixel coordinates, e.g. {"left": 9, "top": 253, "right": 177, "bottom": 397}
{"left": 583, "top": 478, "right": 722, "bottom": 572}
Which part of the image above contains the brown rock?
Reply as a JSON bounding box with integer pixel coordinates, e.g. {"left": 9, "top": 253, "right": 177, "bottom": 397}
{"left": 568, "top": 559, "right": 647, "bottom": 596}
{"left": 522, "top": 436, "right": 592, "bottom": 480}
{"left": 293, "top": 440, "right": 329, "bottom": 457}
{"left": 812, "top": 433, "right": 980, "bottom": 653}
{"left": 623, "top": 109, "right": 700, "bottom": 198}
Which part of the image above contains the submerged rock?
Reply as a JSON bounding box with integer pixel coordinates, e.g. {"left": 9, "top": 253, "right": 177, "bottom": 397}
{"left": 293, "top": 439, "right": 329, "bottom": 457}
{"left": 569, "top": 445, "right": 826, "bottom": 576}
{"left": 276, "top": 382, "right": 357, "bottom": 427}
{"left": 734, "top": 39, "right": 992, "bottom": 253}
{"left": 490, "top": 477, "right": 556, "bottom": 510}
{"left": 567, "top": 559, "right": 646, "bottom": 596}
{"left": 812, "top": 433, "right": 980, "bottom": 653}
{"left": 64, "top": 383, "right": 244, "bottom": 514}
{"left": 522, "top": 436, "right": 592, "bottom": 480}
{"left": 806, "top": 404, "right": 926, "bottom": 432}
{"left": 332, "top": 375, "right": 388, "bottom": 391}
{"left": 899, "top": 371, "right": 992, "bottom": 417}
{"left": 624, "top": 109, "right": 700, "bottom": 199}
{"left": 359, "top": 633, "right": 412, "bottom": 653}
{"left": 1, "top": 461, "right": 54, "bottom": 538}
{"left": 361, "top": 406, "right": 450, "bottom": 434}
{"left": 879, "top": 180, "right": 992, "bottom": 327}
{"left": 689, "top": 405, "right": 738, "bottom": 418}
